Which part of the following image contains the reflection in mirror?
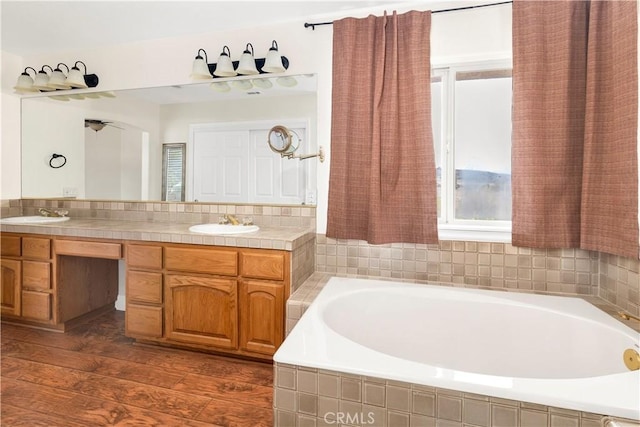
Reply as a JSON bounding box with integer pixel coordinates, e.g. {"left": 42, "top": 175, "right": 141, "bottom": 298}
{"left": 162, "top": 143, "right": 186, "bottom": 202}
{"left": 21, "top": 74, "right": 317, "bottom": 204}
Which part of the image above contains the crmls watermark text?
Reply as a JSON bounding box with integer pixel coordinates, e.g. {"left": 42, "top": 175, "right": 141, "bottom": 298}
{"left": 323, "top": 411, "right": 376, "bottom": 425}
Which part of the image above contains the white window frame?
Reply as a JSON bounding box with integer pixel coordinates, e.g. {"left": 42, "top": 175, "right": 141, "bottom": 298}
{"left": 433, "top": 59, "right": 513, "bottom": 242}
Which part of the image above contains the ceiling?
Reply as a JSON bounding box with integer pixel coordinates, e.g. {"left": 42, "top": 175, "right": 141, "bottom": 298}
{"left": 1, "top": 0, "right": 408, "bottom": 56}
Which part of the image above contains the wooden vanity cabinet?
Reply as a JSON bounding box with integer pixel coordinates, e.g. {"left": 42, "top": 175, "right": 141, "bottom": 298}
{"left": 1, "top": 234, "right": 53, "bottom": 321}
{"left": 124, "top": 242, "right": 290, "bottom": 360}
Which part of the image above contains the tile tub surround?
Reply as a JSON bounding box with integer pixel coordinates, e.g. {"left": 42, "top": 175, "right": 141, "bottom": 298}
{"left": 273, "top": 363, "right": 626, "bottom": 427}
{"left": 315, "top": 235, "right": 640, "bottom": 317}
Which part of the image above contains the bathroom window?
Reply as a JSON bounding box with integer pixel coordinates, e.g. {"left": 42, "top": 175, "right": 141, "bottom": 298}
{"left": 162, "top": 143, "right": 186, "bottom": 202}
{"left": 432, "top": 62, "right": 512, "bottom": 241}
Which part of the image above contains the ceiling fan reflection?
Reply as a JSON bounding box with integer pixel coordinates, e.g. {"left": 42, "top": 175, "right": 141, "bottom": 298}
{"left": 84, "top": 119, "right": 124, "bottom": 132}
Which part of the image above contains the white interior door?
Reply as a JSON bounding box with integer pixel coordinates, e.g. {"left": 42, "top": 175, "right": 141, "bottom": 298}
{"left": 249, "top": 128, "right": 306, "bottom": 204}
{"left": 192, "top": 129, "right": 249, "bottom": 202}
{"left": 190, "top": 121, "right": 309, "bottom": 204}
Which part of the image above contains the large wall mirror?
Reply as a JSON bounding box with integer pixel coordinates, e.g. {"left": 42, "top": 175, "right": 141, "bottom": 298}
{"left": 20, "top": 74, "right": 318, "bottom": 205}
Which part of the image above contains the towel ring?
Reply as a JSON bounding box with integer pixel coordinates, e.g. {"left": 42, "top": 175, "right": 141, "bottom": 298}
{"left": 49, "top": 153, "right": 67, "bottom": 169}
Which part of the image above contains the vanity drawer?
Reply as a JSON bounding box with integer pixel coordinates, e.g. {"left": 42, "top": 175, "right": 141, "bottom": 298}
{"left": 240, "top": 250, "right": 286, "bottom": 281}
{"left": 22, "top": 261, "right": 51, "bottom": 290}
{"left": 165, "top": 246, "right": 238, "bottom": 276}
{"left": 126, "top": 304, "right": 163, "bottom": 338}
{"left": 127, "top": 244, "right": 163, "bottom": 270}
{"left": 56, "top": 239, "right": 122, "bottom": 259}
{"left": 22, "top": 237, "right": 51, "bottom": 260}
{"left": 21, "top": 290, "right": 51, "bottom": 321}
{"left": 1, "top": 235, "right": 21, "bottom": 257}
{"left": 127, "top": 271, "right": 163, "bottom": 304}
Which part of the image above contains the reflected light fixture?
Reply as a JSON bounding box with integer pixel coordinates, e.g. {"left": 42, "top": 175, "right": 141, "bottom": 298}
{"left": 48, "top": 94, "right": 71, "bottom": 101}
{"left": 32, "top": 65, "right": 56, "bottom": 91}
{"left": 262, "top": 40, "right": 286, "bottom": 73}
{"left": 236, "top": 43, "right": 259, "bottom": 75}
{"left": 276, "top": 76, "right": 298, "bottom": 87}
{"left": 210, "top": 81, "right": 231, "bottom": 92}
{"left": 13, "top": 67, "right": 38, "bottom": 93}
{"left": 252, "top": 78, "right": 273, "bottom": 89}
{"left": 191, "top": 48, "right": 212, "bottom": 80}
{"left": 48, "top": 63, "right": 72, "bottom": 89}
{"left": 66, "top": 61, "right": 89, "bottom": 88}
{"left": 231, "top": 79, "right": 253, "bottom": 90}
{"left": 213, "top": 46, "right": 237, "bottom": 77}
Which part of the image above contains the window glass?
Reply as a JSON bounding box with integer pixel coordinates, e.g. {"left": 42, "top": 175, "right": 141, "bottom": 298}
{"left": 453, "top": 70, "right": 512, "bottom": 221}
{"left": 431, "top": 76, "right": 443, "bottom": 218}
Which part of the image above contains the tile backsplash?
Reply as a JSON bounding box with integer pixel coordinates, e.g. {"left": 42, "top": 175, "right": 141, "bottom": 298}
{"left": 3, "top": 198, "right": 316, "bottom": 228}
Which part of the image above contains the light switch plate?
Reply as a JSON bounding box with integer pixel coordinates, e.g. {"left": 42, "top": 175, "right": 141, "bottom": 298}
{"left": 63, "top": 187, "right": 78, "bottom": 197}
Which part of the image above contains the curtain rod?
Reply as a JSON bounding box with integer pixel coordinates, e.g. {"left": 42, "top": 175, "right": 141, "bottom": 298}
{"left": 303, "top": 1, "right": 513, "bottom": 30}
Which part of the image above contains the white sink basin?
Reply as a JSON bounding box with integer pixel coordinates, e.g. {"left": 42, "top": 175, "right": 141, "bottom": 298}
{"left": 1, "top": 215, "right": 71, "bottom": 224}
{"left": 189, "top": 223, "right": 259, "bottom": 235}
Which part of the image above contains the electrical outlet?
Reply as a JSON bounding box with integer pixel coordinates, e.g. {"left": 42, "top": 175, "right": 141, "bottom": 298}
{"left": 305, "top": 189, "right": 317, "bottom": 205}
{"left": 63, "top": 187, "right": 78, "bottom": 197}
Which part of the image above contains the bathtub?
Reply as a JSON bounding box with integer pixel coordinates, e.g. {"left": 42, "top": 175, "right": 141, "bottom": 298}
{"left": 274, "top": 277, "right": 640, "bottom": 420}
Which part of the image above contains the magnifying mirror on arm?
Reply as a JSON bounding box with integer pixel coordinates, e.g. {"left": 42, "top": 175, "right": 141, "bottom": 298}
{"left": 267, "top": 125, "right": 324, "bottom": 162}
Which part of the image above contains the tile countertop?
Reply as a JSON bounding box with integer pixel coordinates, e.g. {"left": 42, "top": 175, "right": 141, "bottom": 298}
{"left": 0, "top": 218, "right": 316, "bottom": 251}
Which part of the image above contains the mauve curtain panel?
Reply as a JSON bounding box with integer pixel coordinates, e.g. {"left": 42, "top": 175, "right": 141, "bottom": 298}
{"left": 512, "top": 0, "right": 638, "bottom": 258}
{"left": 326, "top": 10, "right": 439, "bottom": 244}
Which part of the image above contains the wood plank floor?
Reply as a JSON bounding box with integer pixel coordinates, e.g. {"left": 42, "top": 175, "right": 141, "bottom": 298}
{"left": 1, "top": 310, "right": 274, "bottom": 426}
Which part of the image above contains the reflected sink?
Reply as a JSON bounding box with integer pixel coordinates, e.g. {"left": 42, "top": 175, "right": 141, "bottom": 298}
{"left": 189, "top": 223, "right": 259, "bottom": 235}
{"left": 1, "top": 215, "right": 71, "bottom": 224}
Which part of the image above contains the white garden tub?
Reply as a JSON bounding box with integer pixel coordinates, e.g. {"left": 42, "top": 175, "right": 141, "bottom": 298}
{"left": 274, "top": 277, "right": 640, "bottom": 420}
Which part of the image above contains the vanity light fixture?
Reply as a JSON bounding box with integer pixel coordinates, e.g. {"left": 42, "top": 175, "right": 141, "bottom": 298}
{"left": 262, "top": 40, "right": 286, "bottom": 73}
{"left": 236, "top": 43, "right": 259, "bottom": 75}
{"left": 66, "top": 61, "right": 89, "bottom": 88}
{"left": 191, "top": 48, "right": 213, "bottom": 80}
{"left": 213, "top": 46, "right": 237, "bottom": 77}
{"left": 13, "top": 67, "right": 39, "bottom": 93}
{"left": 48, "top": 63, "right": 72, "bottom": 89}
{"left": 14, "top": 60, "right": 99, "bottom": 95}
{"left": 189, "top": 40, "right": 289, "bottom": 82}
{"left": 32, "top": 65, "right": 56, "bottom": 91}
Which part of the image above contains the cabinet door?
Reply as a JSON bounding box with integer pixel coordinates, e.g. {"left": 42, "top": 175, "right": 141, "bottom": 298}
{"left": 165, "top": 274, "right": 238, "bottom": 349}
{"left": 1, "top": 259, "right": 21, "bottom": 316}
{"left": 239, "top": 280, "right": 284, "bottom": 356}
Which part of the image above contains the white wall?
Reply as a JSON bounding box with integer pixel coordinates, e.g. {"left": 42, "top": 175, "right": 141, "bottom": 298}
{"left": 1, "top": 1, "right": 512, "bottom": 232}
